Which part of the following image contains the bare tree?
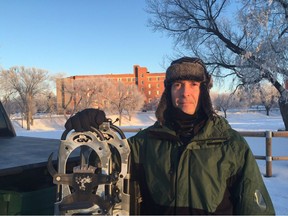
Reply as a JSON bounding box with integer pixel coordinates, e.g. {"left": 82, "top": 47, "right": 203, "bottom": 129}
{"left": 35, "top": 91, "right": 57, "bottom": 116}
{"left": 0, "top": 66, "right": 49, "bottom": 130}
{"left": 236, "top": 82, "right": 280, "bottom": 115}
{"left": 58, "top": 77, "right": 145, "bottom": 125}
{"left": 146, "top": 0, "right": 288, "bottom": 130}
{"left": 100, "top": 81, "right": 145, "bottom": 126}
{"left": 213, "top": 93, "right": 237, "bottom": 118}
{"left": 145, "top": 97, "right": 161, "bottom": 111}
{"left": 255, "top": 82, "right": 280, "bottom": 116}
{"left": 236, "top": 85, "right": 257, "bottom": 109}
{"left": 57, "top": 78, "right": 76, "bottom": 119}
{"left": 58, "top": 77, "right": 112, "bottom": 119}
{"left": 124, "top": 85, "right": 146, "bottom": 121}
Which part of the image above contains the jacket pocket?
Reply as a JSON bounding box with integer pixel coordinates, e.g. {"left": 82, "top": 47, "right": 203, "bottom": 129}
{"left": 187, "top": 138, "right": 228, "bottom": 150}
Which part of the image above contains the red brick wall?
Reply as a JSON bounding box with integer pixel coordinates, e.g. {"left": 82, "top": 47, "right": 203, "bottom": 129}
{"left": 133, "top": 65, "right": 165, "bottom": 103}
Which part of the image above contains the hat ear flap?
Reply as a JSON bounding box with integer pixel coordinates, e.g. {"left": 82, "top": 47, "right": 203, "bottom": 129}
{"left": 200, "top": 83, "right": 215, "bottom": 119}
{"left": 206, "top": 74, "right": 213, "bottom": 90}
{"left": 155, "top": 89, "right": 168, "bottom": 125}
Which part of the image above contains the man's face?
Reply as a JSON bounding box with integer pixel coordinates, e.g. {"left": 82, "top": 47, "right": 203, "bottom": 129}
{"left": 171, "top": 80, "right": 201, "bottom": 115}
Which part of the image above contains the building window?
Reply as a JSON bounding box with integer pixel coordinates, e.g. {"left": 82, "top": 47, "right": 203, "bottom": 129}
{"left": 148, "top": 91, "right": 151, "bottom": 95}
{"left": 141, "top": 81, "right": 144, "bottom": 85}
{"left": 156, "top": 90, "right": 159, "bottom": 95}
{"left": 157, "top": 83, "right": 160, "bottom": 88}
{"left": 141, "top": 87, "right": 144, "bottom": 92}
{"left": 148, "top": 84, "right": 151, "bottom": 88}
{"left": 148, "top": 77, "right": 152, "bottom": 81}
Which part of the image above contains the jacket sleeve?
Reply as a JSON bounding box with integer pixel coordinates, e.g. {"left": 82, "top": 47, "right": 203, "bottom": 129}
{"left": 231, "top": 132, "right": 275, "bottom": 215}
{"left": 127, "top": 133, "right": 143, "bottom": 215}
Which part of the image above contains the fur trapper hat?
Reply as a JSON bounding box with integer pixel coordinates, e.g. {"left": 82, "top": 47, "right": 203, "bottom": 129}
{"left": 165, "top": 57, "right": 210, "bottom": 86}
{"left": 156, "top": 57, "right": 214, "bottom": 125}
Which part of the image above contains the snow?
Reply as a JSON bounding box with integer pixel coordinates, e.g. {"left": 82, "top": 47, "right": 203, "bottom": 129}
{"left": 13, "top": 110, "right": 288, "bottom": 215}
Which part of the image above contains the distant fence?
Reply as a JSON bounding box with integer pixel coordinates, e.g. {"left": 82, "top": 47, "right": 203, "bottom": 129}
{"left": 121, "top": 128, "right": 288, "bottom": 177}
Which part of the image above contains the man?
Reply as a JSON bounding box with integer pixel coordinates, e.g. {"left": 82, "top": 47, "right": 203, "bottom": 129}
{"left": 65, "top": 57, "right": 275, "bottom": 214}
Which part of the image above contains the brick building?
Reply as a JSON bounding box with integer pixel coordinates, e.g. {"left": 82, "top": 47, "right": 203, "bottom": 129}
{"left": 56, "top": 65, "right": 166, "bottom": 113}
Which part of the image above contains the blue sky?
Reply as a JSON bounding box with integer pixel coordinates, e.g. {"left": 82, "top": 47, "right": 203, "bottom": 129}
{"left": 0, "top": 0, "right": 176, "bottom": 76}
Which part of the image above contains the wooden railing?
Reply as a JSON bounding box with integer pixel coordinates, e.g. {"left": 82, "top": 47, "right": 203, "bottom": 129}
{"left": 239, "top": 131, "right": 288, "bottom": 177}
{"left": 120, "top": 128, "right": 288, "bottom": 177}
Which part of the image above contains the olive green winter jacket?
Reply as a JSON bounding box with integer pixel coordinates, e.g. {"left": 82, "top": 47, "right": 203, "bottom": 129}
{"left": 128, "top": 116, "right": 275, "bottom": 215}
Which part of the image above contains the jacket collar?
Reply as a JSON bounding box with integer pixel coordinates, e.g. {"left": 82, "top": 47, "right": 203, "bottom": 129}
{"left": 148, "top": 116, "right": 231, "bottom": 142}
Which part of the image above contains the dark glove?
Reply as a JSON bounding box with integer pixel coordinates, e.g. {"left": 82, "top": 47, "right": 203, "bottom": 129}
{"left": 64, "top": 108, "right": 107, "bottom": 132}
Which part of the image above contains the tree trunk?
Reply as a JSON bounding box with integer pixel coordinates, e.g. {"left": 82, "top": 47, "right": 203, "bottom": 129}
{"left": 266, "top": 108, "right": 270, "bottom": 116}
{"left": 279, "top": 98, "right": 288, "bottom": 131}
{"left": 30, "top": 116, "right": 34, "bottom": 126}
{"left": 271, "top": 80, "right": 288, "bottom": 131}
{"left": 119, "top": 113, "right": 122, "bottom": 126}
{"left": 26, "top": 112, "right": 30, "bottom": 130}
{"left": 63, "top": 109, "right": 68, "bottom": 120}
{"left": 26, "top": 94, "right": 33, "bottom": 130}
{"left": 223, "top": 109, "right": 227, "bottom": 118}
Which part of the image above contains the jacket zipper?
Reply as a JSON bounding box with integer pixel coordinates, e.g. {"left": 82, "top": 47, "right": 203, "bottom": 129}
{"left": 169, "top": 148, "right": 177, "bottom": 214}
{"left": 169, "top": 164, "right": 175, "bottom": 200}
{"left": 169, "top": 161, "right": 178, "bottom": 214}
{"left": 172, "top": 143, "right": 186, "bottom": 214}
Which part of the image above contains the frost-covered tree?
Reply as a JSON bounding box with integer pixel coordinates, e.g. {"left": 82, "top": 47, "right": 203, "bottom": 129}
{"left": 35, "top": 91, "right": 57, "bottom": 116}
{"left": 0, "top": 66, "right": 49, "bottom": 130}
{"left": 101, "top": 81, "right": 145, "bottom": 126}
{"left": 58, "top": 78, "right": 76, "bottom": 119}
{"left": 236, "top": 85, "right": 259, "bottom": 109}
{"left": 213, "top": 93, "right": 238, "bottom": 118}
{"left": 255, "top": 82, "right": 280, "bottom": 116}
{"left": 59, "top": 77, "right": 145, "bottom": 125}
{"left": 70, "top": 78, "right": 105, "bottom": 112}
{"left": 124, "top": 87, "right": 145, "bottom": 121}
{"left": 59, "top": 77, "right": 111, "bottom": 119}
{"left": 146, "top": 0, "right": 288, "bottom": 130}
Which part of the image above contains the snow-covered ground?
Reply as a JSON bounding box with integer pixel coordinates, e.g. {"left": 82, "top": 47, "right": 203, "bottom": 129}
{"left": 13, "top": 110, "right": 288, "bottom": 215}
